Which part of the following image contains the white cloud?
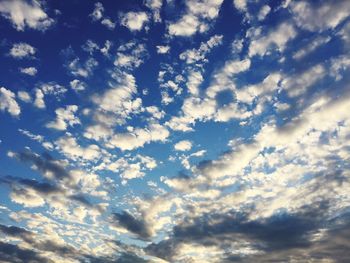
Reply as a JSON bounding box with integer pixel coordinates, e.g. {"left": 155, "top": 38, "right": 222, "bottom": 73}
{"left": 145, "top": 0, "right": 162, "bottom": 22}
{"left": 17, "top": 90, "right": 31, "bottom": 103}
{"left": 107, "top": 123, "right": 169, "bottom": 151}
{"left": 56, "top": 135, "right": 100, "bottom": 161}
{"left": 233, "top": 0, "right": 247, "bottom": 12}
{"left": 248, "top": 22, "right": 297, "bottom": 57}
{"left": 33, "top": 82, "right": 67, "bottom": 109}
{"left": 156, "top": 45, "right": 170, "bottom": 54}
{"left": 101, "top": 18, "right": 116, "bottom": 30}
{"left": 174, "top": 140, "right": 192, "bottom": 151}
{"left": 70, "top": 79, "right": 86, "bottom": 92}
{"left": 179, "top": 34, "right": 223, "bottom": 64}
{"left": 292, "top": 36, "right": 331, "bottom": 60}
{"left": 90, "top": 2, "right": 104, "bottom": 21}
{"left": 290, "top": 1, "right": 350, "bottom": 32}
{"left": 9, "top": 42, "right": 36, "bottom": 59}
{"left": 257, "top": 5, "right": 271, "bottom": 21}
{"left": 114, "top": 42, "right": 148, "bottom": 69}
{"left": 68, "top": 57, "right": 98, "bottom": 78}
{"left": 0, "top": 87, "right": 21, "bottom": 116}
{"left": 168, "top": 0, "right": 224, "bottom": 37}
{"left": 34, "top": 88, "right": 45, "bottom": 109}
{"left": 90, "top": 2, "right": 115, "bottom": 30}
{"left": 46, "top": 105, "right": 80, "bottom": 131}
{"left": 330, "top": 55, "right": 350, "bottom": 81}
{"left": 0, "top": 0, "right": 54, "bottom": 31}
{"left": 120, "top": 11, "right": 149, "bottom": 31}
{"left": 281, "top": 64, "right": 325, "bottom": 97}
{"left": 20, "top": 66, "right": 37, "bottom": 76}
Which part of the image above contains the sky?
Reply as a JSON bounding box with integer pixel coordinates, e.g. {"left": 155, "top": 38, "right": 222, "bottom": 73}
{"left": 0, "top": 0, "right": 350, "bottom": 262}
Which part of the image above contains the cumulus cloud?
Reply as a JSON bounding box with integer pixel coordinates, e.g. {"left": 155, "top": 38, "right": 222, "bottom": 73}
{"left": 120, "top": 11, "right": 149, "bottom": 31}
{"left": 156, "top": 45, "right": 170, "bottom": 54}
{"left": 174, "top": 140, "right": 192, "bottom": 151}
{"left": 290, "top": 1, "right": 350, "bottom": 32}
{"left": 19, "top": 66, "right": 37, "bottom": 76}
{"left": 9, "top": 42, "right": 36, "bottom": 59}
{"left": 0, "top": 87, "right": 20, "bottom": 116}
{"left": 248, "top": 22, "right": 297, "bottom": 57}
{"left": 46, "top": 105, "right": 80, "bottom": 131}
{"left": 0, "top": 0, "right": 54, "bottom": 31}
{"left": 168, "top": 0, "right": 224, "bottom": 37}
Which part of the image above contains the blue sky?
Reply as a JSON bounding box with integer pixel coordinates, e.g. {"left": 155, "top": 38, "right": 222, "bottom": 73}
{"left": 0, "top": 0, "right": 350, "bottom": 262}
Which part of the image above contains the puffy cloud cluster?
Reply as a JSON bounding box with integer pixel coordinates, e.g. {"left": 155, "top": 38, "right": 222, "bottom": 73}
{"left": 0, "top": 87, "right": 20, "bottom": 117}
{"left": 0, "top": 0, "right": 54, "bottom": 31}
{"left": 168, "top": 0, "right": 224, "bottom": 37}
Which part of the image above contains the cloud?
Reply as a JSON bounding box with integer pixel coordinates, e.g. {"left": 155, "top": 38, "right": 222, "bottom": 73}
{"left": 168, "top": 0, "right": 224, "bottom": 37}
{"left": 46, "top": 105, "right": 80, "bottom": 131}
{"left": 120, "top": 11, "right": 149, "bottom": 31}
{"left": 19, "top": 66, "right": 37, "bottom": 76}
{"left": 174, "top": 140, "right": 192, "bottom": 151}
{"left": 56, "top": 135, "right": 100, "bottom": 161}
{"left": 179, "top": 34, "right": 223, "bottom": 64}
{"left": 145, "top": 0, "right": 162, "bottom": 22}
{"left": 17, "top": 91, "right": 31, "bottom": 103}
{"left": 90, "top": 2, "right": 104, "bottom": 21}
{"left": 70, "top": 79, "right": 86, "bottom": 92}
{"left": 90, "top": 2, "right": 115, "bottom": 30}
{"left": 112, "top": 211, "right": 152, "bottom": 240}
{"left": 34, "top": 82, "right": 68, "bottom": 109}
{"left": 290, "top": 1, "right": 350, "bottom": 32}
{"left": 114, "top": 42, "right": 148, "bottom": 70}
{"left": 0, "top": 0, "right": 54, "bottom": 31}
{"left": 0, "top": 87, "right": 20, "bottom": 116}
{"left": 257, "top": 5, "right": 271, "bottom": 21}
{"left": 248, "top": 22, "right": 297, "bottom": 57}
{"left": 9, "top": 42, "right": 36, "bottom": 59}
{"left": 8, "top": 150, "right": 71, "bottom": 180}
{"left": 156, "top": 45, "right": 170, "bottom": 54}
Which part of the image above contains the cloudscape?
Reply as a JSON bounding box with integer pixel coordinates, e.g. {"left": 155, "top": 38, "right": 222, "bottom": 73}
{"left": 0, "top": 0, "right": 350, "bottom": 262}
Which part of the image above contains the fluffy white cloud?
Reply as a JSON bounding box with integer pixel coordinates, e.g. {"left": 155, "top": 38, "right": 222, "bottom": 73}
{"left": 56, "top": 135, "right": 100, "bottom": 161}
{"left": 257, "top": 5, "right": 271, "bottom": 21}
{"left": 68, "top": 57, "right": 98, "bottom": 78}
{"left": 33, "top": 83, "right": 67, "bottom": 109}
{"left": 70, "top": 79, "right": 86, "bottom": 92}
{"left": 248, "top": 22, "right": 297, "bottom": 57}
{"left": 90, "top": 2, "right": 104, "bottom": 21}
{"left": 114, "top": 42, "right": 148, "bottom": 69}
{"left": 20, "top": 66, "right": 37, "bottom": 76}
{"left": 107, "top": 123, "right": 169, "bottom": 151}
{"left": 179, "top": 34, "right": 223, "bottom": 64}
{"left": 120, "top": 11, "right": 149, "bottom": 31}
{"left": 46, "top": 105, "right": 80, "bottom": 131}
{"left": 34, "top": 88, "right": 45, "bottom": 108}
{"left": 156, "top": 45, "right": 170, "bottom": 54}
{"left": 0, "top": 87, "right": 21, "bottom": 116}
{"left": 9, "top": 42, "right": 36, "bottom": 59}
{"left": 290, "top": 1, "right": 350, "bottom": 32}
{"left": 90, "top": 2, "right": 115, "bottom": 30}
{"left": 17, "top": 90, "right": 31, "bottom": 103}
{"left": 281, "top": 64, "right": 325, "bottom": 97}
{"left": 145, "top": 0, "right": 162, "bottom": 22}
{"left": 233, "top": 0, "right": 247, "bottom": 12}
{"left": 174, "top": 140, "right": 192, "bottom": 151}
{"left": 168, "top": 0, "right": 224, "bottom": 37}
{"left": 0, "top": 0, "right": 54, "bottom": 31}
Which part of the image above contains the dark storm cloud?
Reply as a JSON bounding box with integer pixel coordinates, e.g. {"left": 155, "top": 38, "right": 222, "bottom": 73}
{"left": 112, "top": 211, "right": 151, "bottom": 240}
